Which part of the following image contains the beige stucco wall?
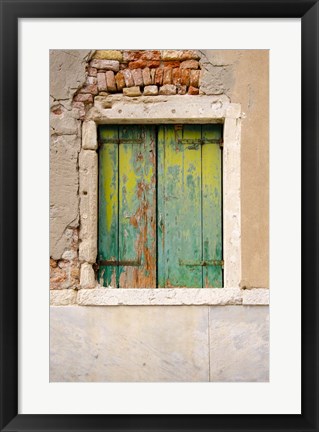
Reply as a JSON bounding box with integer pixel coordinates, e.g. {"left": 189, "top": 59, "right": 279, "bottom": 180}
{"left": 199, "top": 50, "right": 269, "bottom": 288}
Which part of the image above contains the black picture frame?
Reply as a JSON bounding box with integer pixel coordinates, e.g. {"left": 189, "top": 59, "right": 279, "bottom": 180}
{"left": 0, "top": 1, "right": 318, "bottom": 431}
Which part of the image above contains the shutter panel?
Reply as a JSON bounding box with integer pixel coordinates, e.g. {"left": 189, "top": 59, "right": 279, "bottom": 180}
{"left": 98, "top": 125, "right": 156, "bottom": 288}
{"left": 158, "top": 124, "right": 222, "bottom": 288}
{"left": 118, "top": 125, "right": 156, "bottom": 288}
{"left": 98, "top": 125, "right": 119, "bottom": 287}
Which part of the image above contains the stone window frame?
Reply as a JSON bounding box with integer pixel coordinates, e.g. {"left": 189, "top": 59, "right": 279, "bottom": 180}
{"left": 76, "top": 94, "right": 249, "bottom": 306}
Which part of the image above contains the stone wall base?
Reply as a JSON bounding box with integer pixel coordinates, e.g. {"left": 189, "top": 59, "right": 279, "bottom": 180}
{"left": 50, "top": 305, "right": 269, "bottom": 382}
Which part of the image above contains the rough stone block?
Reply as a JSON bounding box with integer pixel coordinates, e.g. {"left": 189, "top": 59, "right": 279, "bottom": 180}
{"left": 122, "top": 69, "right": 134, "bottom": 87}
{"left": 90, "top": 59, "right": 120, "bottom": 72}
{"left": 80, "top": 263, "right": 96, "bottom": 289}
{"left": 242, "top": 288, "right": 269, "bottom": 305}
{"left": 180, "top": 60, "right": 199, "bottom": 69}
{"left": 82, "top": 121, "right": 97, "bottom": 150}
{"left": 79, "top": 150, "right": 98, "bottom": 263}
{"left": 97, "top": 72, "right": 107, "bottom": 91}
{"left": 50, "top": 305, "right": 209, "bottom": 381}
{"left": 105, "top": 71, "right": 117, "bottom": 92}
{"left": 150, "top": 69, "right": 156, "bottom": 84}
{"left": 50, "top": 289, "right": 77, "bottom": 306}
{"left": 143, "top": 85, "right": 158, "bottom": 96}
{"left": 131, "top": 68, "right": 143, "bottom": 86}
{"left": 50, "top": 135, "right": 81, "bottom": 260}
{"left": 123, "top": 86, "right": 142, "bottom": 97}
{"left": 209, "top": 306, "right": 269, "bottom": 382}
{"left": 93, "top": 50, "right": 123, "bottom": 61}
{"left": 159, "top": 84, "right": 176, "bottom": 95}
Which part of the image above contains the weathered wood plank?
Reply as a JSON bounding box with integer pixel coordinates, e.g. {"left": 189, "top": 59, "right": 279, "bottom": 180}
{"left": 158, "top": 125, "right": 202, "bottom": 287}
{"left": 118, "top": 125, "right": 156, "bottom": 287}
{"left": 202, "top": 124, "right": 223, "bottom": 287}
{"left": 98, "top": 125, "right": 119, "bottom": 287}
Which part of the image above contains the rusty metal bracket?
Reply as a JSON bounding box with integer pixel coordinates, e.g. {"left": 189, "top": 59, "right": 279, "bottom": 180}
{"left": 98, "top": 259, "right": 141, "bottom": 267}
{"left": 100, "top": 139, "right": 144, "bottom": 145}
{"left": 177, "top": 138, "right": 223, "bottom": 146}
{"left": 179, "top": 259, "right": 224, "bottom": 268}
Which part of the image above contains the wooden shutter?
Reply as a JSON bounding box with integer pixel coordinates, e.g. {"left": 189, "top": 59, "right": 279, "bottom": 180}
{"left": 157, "top": 124, "right": 223, "bottom": 288}
{"left": 98, "top": 124, "right": 222, "bottom": 288}
{"left": 98, "top": 125, "right": 157, "bottom": 288}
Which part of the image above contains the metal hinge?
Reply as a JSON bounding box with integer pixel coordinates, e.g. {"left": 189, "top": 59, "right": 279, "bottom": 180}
{"left": 179, "top": 259, "right": 224, "bottom": 268}
{"left": 99, "top": 138, "right": 144, "bottom": 145}
{"left": 97, "top": 259, "right": 141, "bottom": 267}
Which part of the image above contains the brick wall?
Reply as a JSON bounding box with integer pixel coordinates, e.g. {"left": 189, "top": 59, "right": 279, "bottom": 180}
{"left": 73, "top": 50, "right": 202, "bottom": 119}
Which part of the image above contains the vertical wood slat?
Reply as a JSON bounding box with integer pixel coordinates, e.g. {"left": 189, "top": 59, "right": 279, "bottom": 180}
{"left": 98, "top": 125, "right": 119, "bottom": 287}
{"left": 157, "top": 125, "right": 202, "bottom": 287}
{"left": 202, "top": 124, "right": 223, "bottom": 287}
{"left": 118, "top": 125, "right": 156, "bottom": 288}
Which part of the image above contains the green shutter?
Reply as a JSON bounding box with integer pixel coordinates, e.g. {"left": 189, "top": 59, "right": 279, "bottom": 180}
{"left": 98, "top": 124, "right": 222, "bottom": 288}
{"left": 157, "top": 124, "right": 222, "bottom": 288}
{"left": 98, "top": 125, "right": 157, "bottom": 287}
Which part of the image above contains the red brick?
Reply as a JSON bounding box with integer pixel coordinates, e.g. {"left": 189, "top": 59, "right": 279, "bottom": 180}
{"left": 86, "top": 76, "right": 97, "bottom": 85}
{"left": 106, "top": 71, "right": 117, "bottom": 92}
{"left": 181, "top": 69, "right": 190, "bottom": 86}
{"left": 79, "top": 84, "right": 98, "bottom": 95}
{"left": 123, "top": 50, "right": 143, "bottom": 62}
{"left": 147, "top": 61, "right": 160, "bottom": 68}
{"left": 131, "top": 68, "right": 143, "bottom": 86}
{"left": 163, "top": 61, "right": 180, "bottom": 68}
{"left": 97, "top": 72, "right": 107, "bottom": 91}
{"left": 115, "top": 72, "right": 126, "bottom": 91}
{"left": 177, "top": 85, "right": 187, "bottom": 95}
{"left": 163, "top": 67, "right": 172, "bottom": 85}
{"left": 142, "top": 67, "right": 152, "bottom": 86}
{"left": 122, "top": 69, "right": 134, "bottom": 87}
{"left": 181, "top": 50, "right": 200, "bottom": 60}
{"left": 74, "top": 93, "right": 93, "bottom": 103}
{"left": 190, "top": 70, "right": 200, "bottom": 87}
{"left": 129, "top": 60, "right": 148, "bottom": 69}
{"left": 90, "top": 59, "right": 120, "bottom": 72}
{"left": 180, "top": 60, "right": 199, "bottom": 69}
{"left": 188, "top": 86, "right": 199, "bottom": 95}
{"left": 172, "top": 68, "right": 182, "bottom": 85}
{"left": 88, "top": 67, "right": 97, "bottom": 76}
{"left": 140, "top": 50, "right": 161, "bottom": 61}
{"left": 155, "top": 68, "right": 164, "bottom": 86}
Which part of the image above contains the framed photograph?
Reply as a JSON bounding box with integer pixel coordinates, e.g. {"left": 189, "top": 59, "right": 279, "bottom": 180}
{"left": 0, "top": 0, "right": 318, "bottom": 431}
